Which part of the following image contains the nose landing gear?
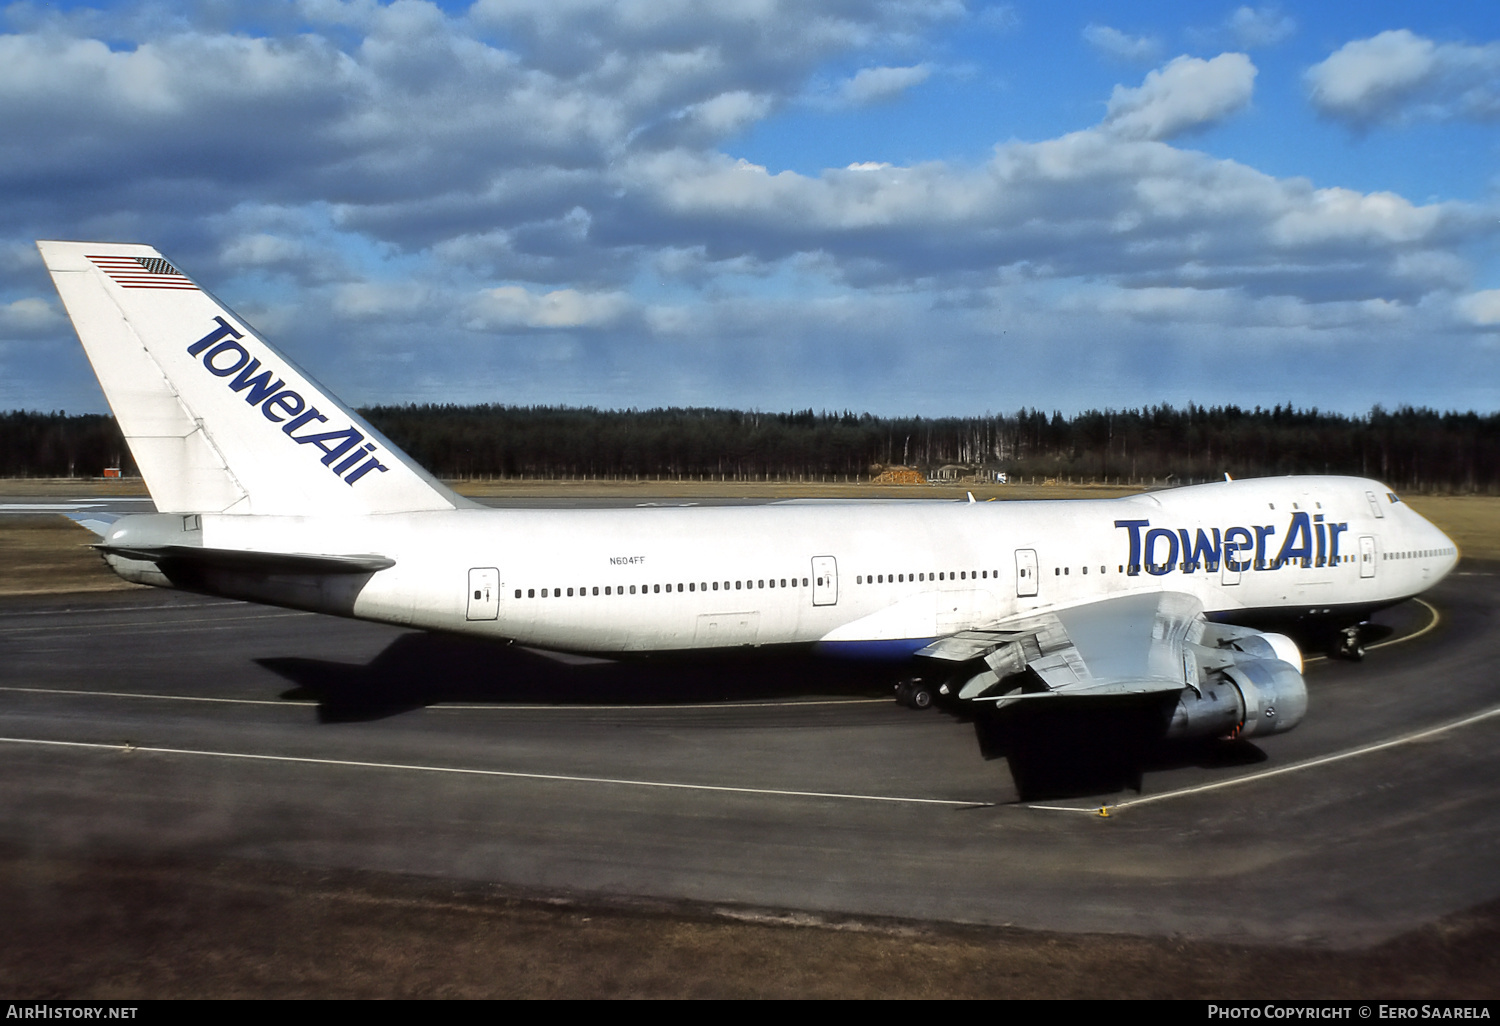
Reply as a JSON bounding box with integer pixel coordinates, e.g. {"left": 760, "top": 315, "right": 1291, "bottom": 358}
{"left": 1333, "top": 624, "right": 1367, "bottom": 661}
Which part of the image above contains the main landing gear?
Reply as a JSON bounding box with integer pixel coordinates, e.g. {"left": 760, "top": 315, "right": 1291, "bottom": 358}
{"left": 894, "top": 677, "right": 935, "bottom": 710}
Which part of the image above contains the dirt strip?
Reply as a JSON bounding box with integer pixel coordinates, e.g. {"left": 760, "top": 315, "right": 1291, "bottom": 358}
{"left": 2, "top": 852, "right": 1496, "bottom": 999}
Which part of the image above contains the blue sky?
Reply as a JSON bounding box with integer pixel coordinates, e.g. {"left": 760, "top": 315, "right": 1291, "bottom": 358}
{"left": 2, "top": 1, "right": 1498, "bottom": 417}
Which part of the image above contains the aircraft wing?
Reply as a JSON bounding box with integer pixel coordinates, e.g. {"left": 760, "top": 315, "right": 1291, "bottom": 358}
{"left": 917, "top": 591, "right": 1204, "bottom": 705}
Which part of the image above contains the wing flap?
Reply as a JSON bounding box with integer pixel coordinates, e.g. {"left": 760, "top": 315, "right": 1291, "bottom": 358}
{"left": 916, "top": 629, "right": 1030, "bottom": 662}
{"left": 926, "top": 591, "right": 1205, "bottom": 704}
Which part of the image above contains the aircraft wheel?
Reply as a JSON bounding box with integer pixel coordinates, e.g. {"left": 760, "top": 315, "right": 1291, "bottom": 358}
{"left": 1333, "top": 626, "right": 1366, "bottom": 661}
{"left": 894, "top": 678, "right": 933, "bottom": 709}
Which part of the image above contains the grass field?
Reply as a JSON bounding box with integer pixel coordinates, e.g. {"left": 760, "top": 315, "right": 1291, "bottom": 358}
{"left": 1395, "top": 495, "right": 1500, "bottom": 560}
{"left": 0, "top": 515, "right": 138, "bottom": 596}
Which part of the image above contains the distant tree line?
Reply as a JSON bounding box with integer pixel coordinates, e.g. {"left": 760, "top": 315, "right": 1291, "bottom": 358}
{"left": 0, "top": 411, "right": 129, "bottom": 478}
{"left": 358, "top": 403, "right": 1500, "bottom": 493}
{"left": 3, "top": 404, "right": 1498, "bottom": 493}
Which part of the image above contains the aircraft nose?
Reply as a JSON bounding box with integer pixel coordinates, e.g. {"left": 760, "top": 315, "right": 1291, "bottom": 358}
{"left": 1434, "top": 523, "right": 1460, "bottom": 576}
{"left": 1442, "top": 525, "right": 1459, "bottom": 559}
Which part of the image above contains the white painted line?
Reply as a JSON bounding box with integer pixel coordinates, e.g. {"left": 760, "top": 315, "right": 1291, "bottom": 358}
{"left": 1024, "top": 589, "right": 1446, "bottom": 817}
{"left": 0, "top": 502, "right": 153, "bottom": 515}
{"left": 1303, "top": 598, "right": 1439, "bottom": 665}
{"left": 1033, "top": 702, "right": 1500, "bottom": 815}
{"left": 0, "top": 686, "right": 315, "bottom": 708}
{"left": 0, "top": 686, "right": 882, "bottom": 713}
{"left": 0, "top": 600, "right": 244, "bottom": 619}
{"left": 1368, "top": 598, "right": 1440, "bottom": 650}
{"left": 1024, "top": 804, "right": 1102, "bottom": 814}
{"left": 432, "top": 698, "right": 890, "bottom": 712}
{"left": 0, "top": 610, "right": 310, "bottom": 635}
{"left": 0, "top": 736, "right": 993, "bottom": 808}
{"left": 0, "top": 503, "right": 106, "bottom": 511}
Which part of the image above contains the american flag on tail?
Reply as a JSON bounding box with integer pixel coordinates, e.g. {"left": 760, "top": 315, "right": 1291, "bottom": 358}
{"left": 87, "top": 255, "right": 200, "bottom": 290}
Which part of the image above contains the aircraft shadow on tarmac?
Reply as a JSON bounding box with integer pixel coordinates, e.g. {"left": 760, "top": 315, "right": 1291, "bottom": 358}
{"left": 258, "top": 630, "right": 1273, "bottom": 802}
{"left": 976, "top": 617, "right": 1400, "bottom": 803}
{"left": 973, "top": 704, "right": 1271, "bottom": 802}
{"left": 257, "top": 630, "right": 886, "bottom": 722}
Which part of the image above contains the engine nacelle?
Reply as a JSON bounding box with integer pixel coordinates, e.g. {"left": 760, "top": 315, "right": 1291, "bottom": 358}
{"left": 1224, "top": 631, "right": 1303, "bottom": 673}
{"left": 1223, "top": 657, "right": 1308, "bottom": 737}
{"left": 1166, "top": 656, "right": 1308, "bottom": 740}
{"left": 1200, "top": 622, "right": 1304, "bottom": 673}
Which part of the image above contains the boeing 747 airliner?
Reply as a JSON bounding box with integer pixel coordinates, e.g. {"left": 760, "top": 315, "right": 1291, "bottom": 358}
{"left": 38, "top": 241, "right": 1460, "bottom": 741}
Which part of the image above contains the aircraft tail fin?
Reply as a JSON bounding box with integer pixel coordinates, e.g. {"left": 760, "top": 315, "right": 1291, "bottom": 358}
{"left": 37, "top": 241, "right": 467, "bottom": 515}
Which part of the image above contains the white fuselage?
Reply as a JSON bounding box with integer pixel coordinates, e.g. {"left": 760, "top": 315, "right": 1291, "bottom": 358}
{"left": 162, "top": 475, "right": 1457, "bottom": 657}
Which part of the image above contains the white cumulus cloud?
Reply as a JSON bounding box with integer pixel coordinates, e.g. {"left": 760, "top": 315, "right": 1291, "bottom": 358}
{"left": 0, "top": 297, "right": 63, "bottom": 335}
{"left": 1101, "top": 54, "right": 1256, "bottom": 141}
{"left": 331, "top": 281, "right": 432, "bottom": 320}
{"left": 1083, "top": 24, "right": 1163, "bottom": 64}
{"left": 469, "top": 286, "right": 634, "bottom": 330}
{"left": 1227, "top": 7, "right": 1295, "bottom": 48}
{"left": 838, "top": 64, "right": 931, "bottom": 105}
{"left": 3, "top": 1, "right": 1496, "bottom": 417}
{"left": 1306, "top": 29, "right": 1500, "bottom": 126}
{"left": 221, "top": 233, "right": 309, "bottom": 269}
{"left": 1457, "top": 290, "right": 1500, "bottom": 326}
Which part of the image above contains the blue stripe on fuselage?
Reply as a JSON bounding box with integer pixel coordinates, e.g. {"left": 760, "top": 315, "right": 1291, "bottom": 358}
{"left": 814, "top": 638, "right": 938, "bottom": 661}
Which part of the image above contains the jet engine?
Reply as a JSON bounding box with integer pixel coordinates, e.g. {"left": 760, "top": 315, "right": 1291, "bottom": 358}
{"left": 1166, "top": 624, "right": 1308, "bottom": 739}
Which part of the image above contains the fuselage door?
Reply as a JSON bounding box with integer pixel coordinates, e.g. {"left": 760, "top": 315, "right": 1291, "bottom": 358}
{"left": 467, "top": 567, "right": 500, "bottom": 620}
{"left": 1014, "top": 549, "right": 1038, "bottom": 598}
{"left": 1221, "top": 544, "right": 1242, "bottom": 586}
{"left": 811, "top": 556, "right": 838, "bottom": 606}
{"left": 1359, "top": 536, "right": 1377, "bottom": 579}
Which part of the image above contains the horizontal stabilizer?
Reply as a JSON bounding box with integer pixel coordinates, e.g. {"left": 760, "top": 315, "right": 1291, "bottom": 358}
{"left": 64, "top": 511, "right": 121, "bottom": 537}
{"left": 97, "top": 544, "right": 395, "bottom": 575}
